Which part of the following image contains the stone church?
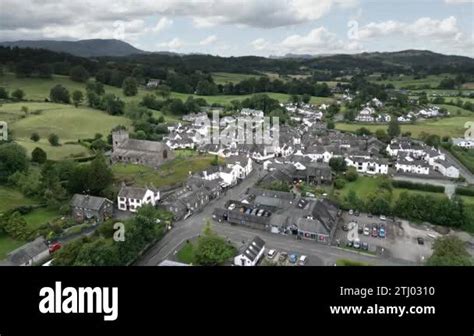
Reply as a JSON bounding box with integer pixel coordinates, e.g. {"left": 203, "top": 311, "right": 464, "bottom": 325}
{"left": 111, "top": 130, "right": 175, "bottom": 169}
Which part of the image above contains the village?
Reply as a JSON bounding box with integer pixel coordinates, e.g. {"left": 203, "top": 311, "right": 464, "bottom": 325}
{"left": 4, "top": 98, "right": 473, "bottom": 267}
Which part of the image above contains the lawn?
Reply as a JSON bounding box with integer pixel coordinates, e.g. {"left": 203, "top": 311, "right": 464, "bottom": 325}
{"left": 0, "top": 186, "right": 38, "bottom": 213}
{"left": 0, "top": 234, "right": 25, "bottom": 260}
{"left": 337, "top": 176, "right": 449, "bottom": 205}
{"left": 369, "top": 74, "right": 451, "bottom": 89}
{"left": 1, "top": 102, "right": 132, "bottom": 160}
{"left": 170, "top": 91, "right": 335, "bottom": 106}
{"left": 212, "top": 72, "right": 259, "bottom": 85}
{"left": 176, "top": 241, "right": 196, "bottom": 264}
{"left": 336, "top": 116, "right": 472, "bottom": 139}
{"left": 23, "top": 208, "right": 59, "bottom": 232}
{"left": 112, "top": 152, "right": 217, "bottom": 188}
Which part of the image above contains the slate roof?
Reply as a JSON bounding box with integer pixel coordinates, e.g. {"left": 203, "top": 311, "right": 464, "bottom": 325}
{"left": 70, "top": 194, "right": 111, "bottom": 210}
{"left": 242, "top": 236, "right": 265, "bottom": 262}
{"left": 7, "top": 237, "right": 48, "bottom": 265}
{"left": 118, "top": 186, "right": 152, "bottom": 199}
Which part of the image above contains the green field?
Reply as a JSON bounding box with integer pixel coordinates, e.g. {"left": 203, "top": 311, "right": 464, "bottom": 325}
{"left": 212, "top": 72, "right": 259, "bottom": 85}
{"left": 0, "top": 186, "right": 38, "bottom": 213}
{"left": 336, "top": 176, "right": 451, "bottom": 205}
{"left": 170, "top": 91, "right": 335, "bottom": 106}
{"left": 0, "top": 234, "right": 25, "bottom": 260}
{"left": 1, "top": 102, "right": 132, "bottom": 160}
{"left": 23, "top": 208, "right": 59, "bottom": 232}
{"left": 112, "top": 152, "right": 217, "bottom": 188}
{"left": 369, "top": 74, "right": 451, "bottom": 89}
{"left": 176, "top": 241, "right": 196, "bottom": 264}
{"left": 336, "top": 116, "right": 472, "bottom": 139}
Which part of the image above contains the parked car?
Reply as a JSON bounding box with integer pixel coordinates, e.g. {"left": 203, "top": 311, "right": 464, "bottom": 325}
{"left": 354, "top": 210, "right": 360, "bottom": 217}
{"left": 257, "top": 209, "right": 265, "bottom": 216}
{"left": 48, "top": 242, "right": 62, "bottom": 254}
{"left": 298, "top": 255, "right": 308, "bottom": 266}
{"left": 379, "top": 227, "right": 386, "bottom": 238}
{"left": 267, "top": 249, "right": 277, "bottom": 259}
{"left": 361, "top": 242, "right": 369, "bottom": 250}
{"left": 348, "top": 209, "right": 354, "bottom": 215}
{"left": 368, "top": 213, "right": 373, "bottom": 218}
{"left": 245, "top": 208, "right": 252, "bottom": 214}
{"left": 358, "top": 224, "right": 364, "bottom": 234}
{"left": 379, "top": 215, "right": 387, "bottom": 221}
{"left": 363, "top": 226, "right": 370, "bottom": 236}
{"left": 279, "top": 252, "right": 288, "bottom": 262}
{"left": 353, "top": 239, "right": 361, "bottom": 249}
{"left": 289, "top": 253, "right": 298, "bottom": 264}
{"left": 417, "top": 237, "right": 425, "bottom": 245}
{"left": 371, "top": 227, "right": 378, "bottom": 237}
{"left": 228, "top": 203, "right": 236, "bottom": 210}
{"left": 342, "top": 223, "right": 349, "bottom": 231}
{"left": 346, "top": 240, "right": 353, "bottom": 248}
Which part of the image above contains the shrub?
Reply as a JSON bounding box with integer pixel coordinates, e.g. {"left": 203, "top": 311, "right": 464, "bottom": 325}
{"left": 392, "top": 180, "right": 444, "bottom": 193}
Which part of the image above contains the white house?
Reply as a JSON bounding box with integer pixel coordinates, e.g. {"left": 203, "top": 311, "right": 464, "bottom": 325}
{"left": 395, "top": 158, "right": 430, "bottom": 175}
{"left": 233, "top": 236, "right": 266, "bottom": 266}
{"left": 431, "top": 159, "right": 460, "bottom": 178}
{"left": 355, "top": 107, "right": 375, "bottom": 122}
{"left": 345, "top": 156, "right": 389, "bottom": 175}
{"left": 240, "top": 108, "right": 264, "bottom": 118}
{"left": 117, "top": 185, "right": 160, "bottom": 212}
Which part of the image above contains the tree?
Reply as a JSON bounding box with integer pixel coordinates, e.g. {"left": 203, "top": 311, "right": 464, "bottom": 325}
{"left": 387, "top": 118, "right": 401, "bottom": 138}
{"left": 302, "top": 94, "right": 311, "bottom": 104}
{"left": 156, "top": 84, "right": 171, "bottom": 99}
{"left": 69, "top": 65, "right": 90, "bottom": 83}
{"left": 329, "top": 157, "right": 347, "bottom": 173}
{"left": 122, "top": 77, "right": 138, "bottom": 97}
{"left": 345, "top": 167, "right": 358, "bottom": 182}
{"left": 50, "top": 85, "right": 70, "bottom": 104}
{"left": 326, "top": 120, "right": 335, "bottom": 129}
{"left": 102, "top": 94, "right": 125, "bottom": 115}
{"left": 194, "top": 224, "right": 236, "bottom": 266}
{"left": 11, "top": 89, "right": 25, "bottom": 101}
{"left": 37, "top": 63, "right": 53, "bottom": 78}
{"left": 0, "top": 87, "right": 8, "bottom": 99}
{"left": 72, "top": 90, "right": 84, "bottom": 107}
{"left": 375, "top": 129, "right": 390, "bottom": 143}
{"left": 48, "top": 133, "right": 60, "bottom": 146}
{"left": 0, "top": 143, "right": 29, "bottom": 182}
{"left": 30, "top": 133, "right": 40, "bottom": 142}
{"left": 426, "top": 236, "right": 472, "bottom": 266}
{"left": 31, "top": 147, "right": 47, "bottom": 164}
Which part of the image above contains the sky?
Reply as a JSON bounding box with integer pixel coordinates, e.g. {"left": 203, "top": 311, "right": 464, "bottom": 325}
{"left": 0, "top": 0, "right": 473, "bottom": 57}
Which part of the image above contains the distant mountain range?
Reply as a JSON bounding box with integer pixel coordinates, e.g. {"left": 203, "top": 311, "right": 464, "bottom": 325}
{"left": 0, "top": 39, "right": 472, "bottom": 74}
{"left": 0, "top": 39, "right": 146, "bottom": 57}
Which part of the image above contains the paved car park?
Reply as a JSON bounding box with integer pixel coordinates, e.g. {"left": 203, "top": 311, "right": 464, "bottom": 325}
{"left": 334, "top": 212, "right": 435, "bottom": 263}
{"left": 259, "top": 248, "right": 318, "bottom": 266}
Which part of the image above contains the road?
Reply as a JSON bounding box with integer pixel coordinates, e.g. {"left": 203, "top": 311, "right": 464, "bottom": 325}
{"left": 138, "top": 167, "right": 413, "bottom": 266}
{"left": 138, "top": 166, "right": 266, "bottom": 266}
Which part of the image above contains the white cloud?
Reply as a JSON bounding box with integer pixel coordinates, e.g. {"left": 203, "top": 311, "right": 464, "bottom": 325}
{"left": 199, "top": 35, "right": 218, "bottom": 46}
{"left": 158, "top": 37, "right": 183, "bottom": 50}
{"left": 152, "top": 17, "right": 173, "bottom": 33}
{"left": 251, "top": 27, "right": 363, "bottom": 55}
{"left": 251, "top": 38, "right": 270, "bottom": 51}
{"left": 357, "top": 16, "right": 463, "bottom": 41}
